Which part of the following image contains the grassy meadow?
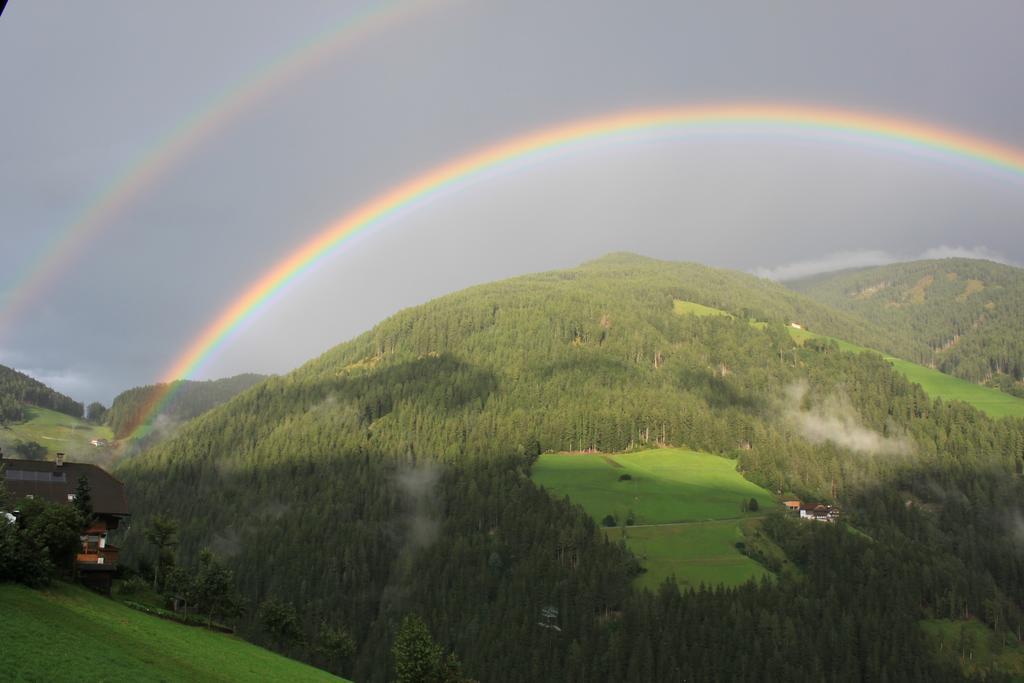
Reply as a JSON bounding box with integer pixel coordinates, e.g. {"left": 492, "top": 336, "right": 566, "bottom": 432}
{"left": 787, "top": 327, "right": 1024, "bottom": 419}
{"left": 0, "top": 406, "right": 115, "bottom": 464}
{"left": 672, "top": 299, "right": 734, "bottom": 318}
{"left": 0, "top": 582, "right": 344, "bottom": 682}
{"left": 675, "top": 298, "right": 1024, "bottom": 418}
{"left": 532, "top": 449, "right": 777, "bottom": 588}
{"left": 605, "top": 519, "right": 772, "bottom": 590}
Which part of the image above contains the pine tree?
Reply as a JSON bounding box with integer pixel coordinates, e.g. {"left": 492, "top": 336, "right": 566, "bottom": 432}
{"left": 392, "top": 614, "right": 442, "bottom": 683}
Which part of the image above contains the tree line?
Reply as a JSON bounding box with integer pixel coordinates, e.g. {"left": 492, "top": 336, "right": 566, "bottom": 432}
{"left": 0, "top": 363, "right": 84, "bottom": 422}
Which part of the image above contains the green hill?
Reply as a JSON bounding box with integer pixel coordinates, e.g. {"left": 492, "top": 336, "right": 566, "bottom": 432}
{"left": 107, "top": 373, "right": 268, "bottom": 439}
{"left": 786, "top": 325, "right": 1024, "bottom": 418}
{"left": 674, "top": 297, "right": 1024, "bottom": 418}
{"left": 0, "top": 364, "right": 111, "bottom": 464}
{"left": 787, "top": 258, "right": 1024, "bottom": 397}
{"left": 532, "top": 449, "right": 780, "bottom": 589}
{"left": 0, "top": 582, "right": 343, "bottom": 682}
{"left": 0, "top": 405, "right": 115, "bottom": 465}
{"left": 0, "top": 363, "right": 84, "bottom": 424}
{"left": 113, "top": 253, "right": 1024, "bottom": 681}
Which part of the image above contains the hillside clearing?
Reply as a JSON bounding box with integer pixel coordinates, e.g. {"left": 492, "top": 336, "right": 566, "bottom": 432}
{"left": 532, "top": 449, "right": 777, "bottom": 588}
{"left": 605, "top": 519, "right": 772, "bottom": 590}
{"left": 787, "top": 327, "right": 1024, "bottom": 419}
{"left": 0, "top": 582, "right": 344, "bottom": 682}
{"left": 0, "top": 406, "right": 114, "bottom": 465}
{"left": 674, "top": 298, "right": 1024, "bottom": 418}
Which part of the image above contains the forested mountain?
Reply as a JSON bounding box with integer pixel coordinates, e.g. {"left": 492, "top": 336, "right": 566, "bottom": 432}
{"left": 106, "top": 373, "right": 267, "bottom": 438}
{"left": 0, "top": 363, "right": 83, "bottom": 424}
{"left": 788, "top": 258, "right": 1024, "bottom": 396}
{"left": 116, "top": 254, "right": 1024, "bottom": 681}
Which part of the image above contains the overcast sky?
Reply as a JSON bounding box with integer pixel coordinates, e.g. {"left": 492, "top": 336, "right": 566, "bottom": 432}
{"left": 2, "top": 0, "right": 1023, "bottom": 404}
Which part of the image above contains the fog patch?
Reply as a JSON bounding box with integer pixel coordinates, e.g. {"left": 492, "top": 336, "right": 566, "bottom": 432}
{"left": 782, "top": 381, "right": 915, "bottom": 456}
{"left": 396, "top": 464, "right": 441, "bottom": 550}
{"left": 209, "top": 527, "right": 243, "bottom": 559}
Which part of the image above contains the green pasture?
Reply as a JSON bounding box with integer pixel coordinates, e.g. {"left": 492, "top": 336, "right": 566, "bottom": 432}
{"left": 532, "top": 449, "right": 777, "bottom": 588}
{"left": 532, "top": 449, "right": 774, "bottom": 524}
{"left": 675, "top": 298, "right": 1024, "bottom": 419}
{"left": 673, "top": 299, "right": 767, "bottom": 328}
{"left": 0, "top": 582, "right": 344, "bottom": 682}
{"left": 673, "top": 300, "right": 734, "bottom": 318}
{"left": 788, "top": 328, "right": 1024, "bottom": 419}
{"left": 0, "top": 406, "right": 115, "bottom": 464}
{"left": 605, "top": 519, "right": 771, "bottom": 590}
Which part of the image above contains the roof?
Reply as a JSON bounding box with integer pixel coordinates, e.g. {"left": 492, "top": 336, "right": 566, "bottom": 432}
{"left": 1, "top": 458, "right": 129, "bottom": 516}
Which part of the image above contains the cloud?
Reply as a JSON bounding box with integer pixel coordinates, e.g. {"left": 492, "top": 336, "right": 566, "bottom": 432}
{"left": 782, "top": 381, "right": 914, "bottom": 456}
{"left": 752, "top": 250, "right": 896, "bottom": 281}
{"left": 396, "top": 464, "right": 441, "bottom": 549}
{"left": 754, "top": 245, "right": 1018, "bottom": 281}
{"left": 12, "top": 365, "right": 92, "bottom": 399}
{"left": 917, "top": 245, "right": 1017, "bottom": 265}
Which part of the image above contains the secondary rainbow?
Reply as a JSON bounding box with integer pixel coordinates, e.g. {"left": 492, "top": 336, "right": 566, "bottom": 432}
{"left": 0, "top": 0, "right": 447, "bottom": 335}
{"left": 124, "top": 103, "right": 1024, "bottom": 438}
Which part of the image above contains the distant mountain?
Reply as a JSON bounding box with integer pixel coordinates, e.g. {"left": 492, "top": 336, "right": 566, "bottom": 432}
{"left": 116, "top": 253, "right": 1024, "bottom": 681}
{"left": 0, "top": 363, "right": 84, "bottom": 423}
{"left": 787, "top": 258, "right": 1024, "bottom": 396}
{"left": 106, "top": 373, "right": 268, "bottom": 439}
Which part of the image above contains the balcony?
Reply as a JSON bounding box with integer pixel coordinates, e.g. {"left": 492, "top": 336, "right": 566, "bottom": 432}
{"left": 76, "top": 545, "right": 119, "bottom": 569}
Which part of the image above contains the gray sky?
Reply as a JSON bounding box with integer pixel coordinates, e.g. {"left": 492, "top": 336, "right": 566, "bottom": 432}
{"left": 2, "top": 0, "right": 1023, "bottom": 404}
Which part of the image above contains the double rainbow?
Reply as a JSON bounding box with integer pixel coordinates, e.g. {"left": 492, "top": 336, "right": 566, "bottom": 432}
{"left": 124, "top": 103, "right": 1024, "bottom": 438}
{"left": 0, "top": 0, "right": 445, "bottom": 335}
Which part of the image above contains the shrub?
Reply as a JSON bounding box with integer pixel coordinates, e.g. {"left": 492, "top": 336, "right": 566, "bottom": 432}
{"left": 116, "top": 576, "right": 148, "bottom": 596}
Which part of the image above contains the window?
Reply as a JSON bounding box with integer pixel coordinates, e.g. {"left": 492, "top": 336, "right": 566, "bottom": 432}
{"left": 68, "top": 493, "right": 76, "bottom": 502}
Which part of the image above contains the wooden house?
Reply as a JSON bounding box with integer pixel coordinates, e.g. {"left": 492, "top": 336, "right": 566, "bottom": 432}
{"left": 1, "top": 452, "right": 129, "bottom": 592}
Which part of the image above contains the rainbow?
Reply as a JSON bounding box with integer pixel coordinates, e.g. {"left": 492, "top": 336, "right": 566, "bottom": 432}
{"left": 0, "top": 0, "right": 447, "bottom": 336}
{"left": 124, "top": 103, "right": 1024, "bottom": 438}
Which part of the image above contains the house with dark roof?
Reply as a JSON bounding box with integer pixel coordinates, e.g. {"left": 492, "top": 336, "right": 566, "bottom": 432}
{"left": 799, "top": 502, "right": 838, "bottom": 523}
{"left": 1, "top": 451, "right": 129, "bottom": 592}
{"left": 782, "top": 499, "right": 839, "bottom": 523}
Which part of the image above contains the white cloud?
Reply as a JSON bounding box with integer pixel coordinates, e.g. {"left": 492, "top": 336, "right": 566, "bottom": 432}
{"left": 782, "top": 381, "right": 914, "bottom": 457}
{"left": 12, "top": 365, "right": 92, "bottom": 399}
{"left": 752, "top": 250, "right": 896, "bottom": 281}
{"left": 917, "top": 245, "right": 1016, "bottom": 265}
{"left": 754, "top": 245, "right": 1019, "bottom": 281}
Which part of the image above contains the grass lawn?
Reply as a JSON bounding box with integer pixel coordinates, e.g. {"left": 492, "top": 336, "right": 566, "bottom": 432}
{"left": 921, "top": 618, "right": 1024, "bottom": 680}
{"left": 532, "top": 449, "right": 777, "bottom": 588}
{"left": 0, "top": 582, "right": 345, "bottom": 682}
{"left": 787, "top": 328, "right": 1024, "bottom": 419}
{"left": 673, "top": 300, "right": 734, "bottom": 318}
{"left": 605, "top": 519, "right": 771, "bottom": 590}
{"left": 533, "top": 450, "right": 774, "bottom": 524}
{"left": 0, "top": 406, "right": 116, "bottom": 465}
